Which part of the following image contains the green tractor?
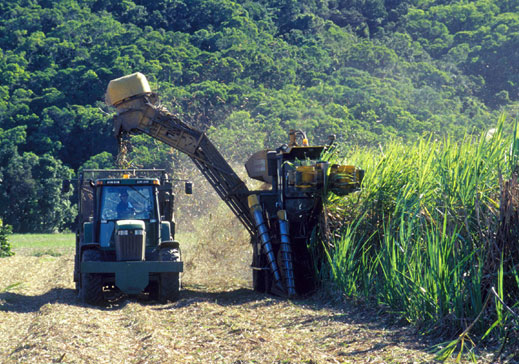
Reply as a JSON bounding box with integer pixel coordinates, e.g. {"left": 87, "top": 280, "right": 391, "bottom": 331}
{"left": 74, "top": 169, "right": 191, "bottom": 304}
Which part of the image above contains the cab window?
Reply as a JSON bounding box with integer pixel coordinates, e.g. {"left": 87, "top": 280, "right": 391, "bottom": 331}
{"left": 100, "top": 185, "right": 156, "bottom": 220}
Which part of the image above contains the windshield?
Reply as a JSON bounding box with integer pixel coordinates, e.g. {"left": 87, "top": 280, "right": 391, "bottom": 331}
{"left": 100, "top": 185, "right": 156, "bottom": 220}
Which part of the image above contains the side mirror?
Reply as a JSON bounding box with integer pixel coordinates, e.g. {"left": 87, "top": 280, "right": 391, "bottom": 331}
{"left": 185, "top": 181, "right": 193, "bottom": 195}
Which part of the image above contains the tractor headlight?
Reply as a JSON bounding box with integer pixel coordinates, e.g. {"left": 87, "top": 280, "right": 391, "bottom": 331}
{"left": 134, "top": 230, "right": 144, "bottom": 235}
{"left": 118, "top": 230, "right": 129, "bottom": 236}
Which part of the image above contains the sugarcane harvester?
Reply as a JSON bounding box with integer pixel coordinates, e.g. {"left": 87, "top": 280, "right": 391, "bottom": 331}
{"left": 106, "top": 73, "right": 364, "bottom": 297}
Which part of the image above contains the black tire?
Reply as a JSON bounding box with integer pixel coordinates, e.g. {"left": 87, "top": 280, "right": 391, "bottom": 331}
{"left": 147, "top": 280, "right": 160, "bottom": 301}
{"left": 252, "top": 240, "right": 272, "bottom": 293}
{"left": 79, "top": 249, "right": 104, "bottom": 305}
{"left": 252, "top": 269, "right": 266, "bottom": 293}
{"left": 252, "top": 240, "right": 264, "bottom": 292}
{"left": 292, "top": 237, "right": 317, "bottom": 295}
{"left": 146, "top": 249, "right": 160, "bottom": 300}
{"left": 74, "top": 234, "right": 80, "bottom": 293}
{"left": 158, "top": 248, "right": 181, "bottom": 302}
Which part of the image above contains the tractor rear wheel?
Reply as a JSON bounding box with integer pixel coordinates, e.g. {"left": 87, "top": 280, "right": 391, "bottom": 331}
{"left": 158, "top": 247, "right": 181, "bottom": 302}
{"left": 79, "top": 249, "right": 104, "bottom": 305}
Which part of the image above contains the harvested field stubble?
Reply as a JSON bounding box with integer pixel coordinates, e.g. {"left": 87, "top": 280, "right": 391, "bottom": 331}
{"left": 0, "top": 243, "right": 489, "bottom": 363}
{"left": 0, "top": 181, "right": 491, "bottom": 363}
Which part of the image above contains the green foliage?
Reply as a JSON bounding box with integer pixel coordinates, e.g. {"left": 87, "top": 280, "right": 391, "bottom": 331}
{"left": 80, "top": 151, "right": 115, "bottom": 170}
{"left": 401, "top": 0, "right": 519, "bottom": 107}
{"left": 0, "top": 127, "right": 75, "bottom": 232}
{"left": 0, "top": 0, "right": 515, "bottom": 228}
{"left": 133, "top": 136, "right": 177, "bottom": 171}
{"left": 0, "top": 218, "right": 14, "bottom": 257}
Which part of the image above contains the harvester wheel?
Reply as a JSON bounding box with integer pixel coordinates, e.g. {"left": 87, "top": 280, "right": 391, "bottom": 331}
{"left": 253, "top": 269, "right": 268, "bottom": 293}
{"left": 292, "top": 237, "right": 317, "bottom": 295}
{"left": 79, "top": 249, "right": 104, "bottom": 305}
{"left": 252, "top": 243, "right": 264, "bottom": 292}
{"left": 259, "top": 269, "right": 273, "bottom": 294}
{"left": 158, "top": 247, "right": 181, "bottom": 302}
{"left": 252, "top": 269, "right": 265, "bottom": 292}
{"left": 252, "top": 241, "right": 272, "bottom": 294}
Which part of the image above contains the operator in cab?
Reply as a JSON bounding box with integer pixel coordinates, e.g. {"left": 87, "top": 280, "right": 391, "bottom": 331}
{"left": 117, "top": 190, "right": 135, "bottom": 219}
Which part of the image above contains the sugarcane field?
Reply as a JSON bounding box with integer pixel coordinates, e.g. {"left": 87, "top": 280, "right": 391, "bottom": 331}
{"left": 2, "top": 0, "right": 519, "bottom": 362}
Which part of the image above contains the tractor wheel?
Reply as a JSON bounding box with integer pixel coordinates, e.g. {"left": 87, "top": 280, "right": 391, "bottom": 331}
{"left": 74, "top": 235, "right": 80, "bottom": 293}
{"left": 146, "top": 249, "right": 160, "bottom": 300}
{"left": 79, "top": 249, "right": 104, "bottom": 305}
{"left": 147, "top": 280, "right": 160, "bottom": 301}
{"left": 158, "top": 247, "right": 181, "bottom": 302}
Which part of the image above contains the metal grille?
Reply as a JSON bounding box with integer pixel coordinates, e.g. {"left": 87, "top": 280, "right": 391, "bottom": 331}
{"left": 115, "top": 232, "right": 145, "bottom": 261}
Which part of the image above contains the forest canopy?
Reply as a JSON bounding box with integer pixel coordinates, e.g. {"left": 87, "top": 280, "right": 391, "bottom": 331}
{"left": 1, "top": 0, "right": 518, "bottom": 232}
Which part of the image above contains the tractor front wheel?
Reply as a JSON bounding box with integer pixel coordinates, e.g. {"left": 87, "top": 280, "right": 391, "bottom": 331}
{"left": 158, "top": 247, "right": 181, "bottom": 302}
{"left": 79, "top": 249, "right": 104, "bottom": 305}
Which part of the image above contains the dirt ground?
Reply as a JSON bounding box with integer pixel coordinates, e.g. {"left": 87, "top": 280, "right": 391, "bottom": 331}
{"left": 0, "top": 238, "right": 492, "bottom": 364}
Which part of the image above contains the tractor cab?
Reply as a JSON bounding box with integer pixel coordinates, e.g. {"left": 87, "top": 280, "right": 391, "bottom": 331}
{"left": 94, "top": 179, "right": 161, "bottom": 251}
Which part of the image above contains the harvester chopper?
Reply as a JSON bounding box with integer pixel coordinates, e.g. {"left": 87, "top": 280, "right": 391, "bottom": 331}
{"left": 81, "top": 72, "right": 363, "bottom": 299}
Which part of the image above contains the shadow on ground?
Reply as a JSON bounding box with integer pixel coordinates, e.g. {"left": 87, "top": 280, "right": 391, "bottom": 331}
{"left": 0, "top": 285, "right": 271, "bottom": 313}
{"left": 0, "top": 288, "right": 78, "bottom": 313}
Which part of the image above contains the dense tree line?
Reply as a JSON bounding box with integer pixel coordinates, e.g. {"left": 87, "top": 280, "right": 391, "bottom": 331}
{"left": 0, "top": 0, "right": 517, "bottom": 232}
